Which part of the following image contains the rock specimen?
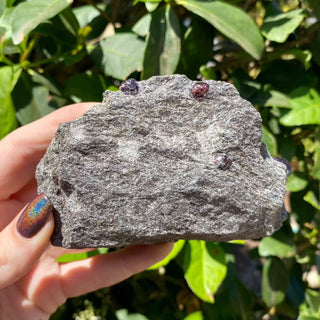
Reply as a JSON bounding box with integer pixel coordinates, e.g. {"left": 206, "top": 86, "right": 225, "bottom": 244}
{"left": 36, "top": 75, "right": 289, "bottom": 249}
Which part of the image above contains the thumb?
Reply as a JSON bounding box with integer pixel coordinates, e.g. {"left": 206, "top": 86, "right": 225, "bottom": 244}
{"left": 0, "top": 193, "right": 54, "bottom": 288}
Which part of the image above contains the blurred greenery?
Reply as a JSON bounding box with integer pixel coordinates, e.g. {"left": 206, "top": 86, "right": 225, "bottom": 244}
{"left": 0, "top": 0, "right": 319, "bottom": 319}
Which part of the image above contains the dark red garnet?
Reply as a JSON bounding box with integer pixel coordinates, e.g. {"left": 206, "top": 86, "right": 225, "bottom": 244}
{"left": 119, "top": 78, "right": 139, "bottom": 95}
{"left": 213, "top": 154, "right": 232, "bottom": 170}
{"left": 190, "top": 82, "right": 209, "bottom": 98}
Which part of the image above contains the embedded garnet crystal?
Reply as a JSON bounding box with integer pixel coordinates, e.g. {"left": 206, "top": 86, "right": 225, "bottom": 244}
{"left": 273, "top": 157, "right": 292, "bottom": 177}
{"left": 213, "top": 154, "right": 232, "bottom": 170}
{"left": 190, "top": 82, "right": 209, "bottom": 98}
{"left": 119, "top": 78, "right": 139, "bottom": 95}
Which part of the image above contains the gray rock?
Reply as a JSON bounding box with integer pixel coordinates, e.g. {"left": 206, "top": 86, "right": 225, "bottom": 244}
{"left": 36, "top": 75, "right": 288, "bottom": 249}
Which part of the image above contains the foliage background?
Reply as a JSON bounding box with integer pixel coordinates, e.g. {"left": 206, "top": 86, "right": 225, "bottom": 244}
{"left": 0, "top": 0, "right": 320, "bottom": 319}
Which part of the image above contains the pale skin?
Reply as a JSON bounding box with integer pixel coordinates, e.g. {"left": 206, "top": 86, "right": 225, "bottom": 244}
{"left": 0, "top": 103, "right": 173, "bottom": 319}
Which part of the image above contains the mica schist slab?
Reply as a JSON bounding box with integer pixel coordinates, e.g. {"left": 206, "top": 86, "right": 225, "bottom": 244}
{"left": 36, "top": 75, "right": 289, "bottom": 248}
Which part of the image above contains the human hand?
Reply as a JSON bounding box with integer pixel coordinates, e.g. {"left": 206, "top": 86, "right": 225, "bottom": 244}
{"left": 0, "top": 103, "right": 173, "bottom": 320}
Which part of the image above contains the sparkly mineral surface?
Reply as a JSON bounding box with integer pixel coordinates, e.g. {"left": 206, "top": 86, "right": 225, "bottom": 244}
{"left": 36, "top": 75, "right": 289, "bottom": 249}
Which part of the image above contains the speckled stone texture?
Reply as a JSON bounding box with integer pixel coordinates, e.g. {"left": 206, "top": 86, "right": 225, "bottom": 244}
{"left": 36, "top": 75, "right": 288, "bottom": 249}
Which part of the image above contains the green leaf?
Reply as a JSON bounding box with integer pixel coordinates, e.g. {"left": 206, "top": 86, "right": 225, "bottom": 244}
{"left": 0, "top": 65, "right": 21, "bottom": 139}
{"left": 145, "top": 2, "right": 159, "bottom": 12}
{"left": 262, "top": 257, "right": 290, "bottom": 307}
{"left": 184, "top": 241, "right": 227, "bottom": 303}
{"left": 262, "top": 125, "right": 278, "bottom": 157}
{"left": 261, "top": 9, "right": 306, "bottom": 43}
{"left": 259, "top": 231, "right": 295, "bottom": 257}
{"left": 15, "top": 85, "right": 59, "bottom": 125}
{"left": 229, "top": 281, "right": 253, "bottom": 319}
{"left": 184, "top": 311, "right": 204, "bottom": 320}
{"left": 12, "top": 72, "right": 61, "bottom": 125}
{"left": 89, "top": 32, "right": 145, "bottom": 80}
{"left": 64, "top": 72, "right": 105, "bottom": 103}
{"left": 303, "top": 191, "right": 320, "bottom": 211}
{"left": 280, "top": 88, "right": 320, "bottom": 126}
{"left": 116, "top": 309, "right": 149, "bottom": 320}
{"left": 141, "top": 5, "right": 181, "bottom": 79}
{"left": 132, "top": 13, "right": 151, "bottom": 37}
{"left": 11, "top": 0, "right": 73, "bottom": 45}
{"left": 178, "top": 15, "right": 215, "bottom": 79}
{"left": 57, "top": 248, "right": 108, "bottom": 263}
{"left": 286, "top": 172, "right": 308, "bottom": 192}
{"left": 149, "top": 240, "right": 185, "bottom": 270}
{"left": 311, "top": 146, "right": 320, "bottom": 180}
{"left": 260, "top": 90, "right": 291, "bottom": 108}
{"left": 176, "top": 0, "right": 264, "bottom": 60}
{"left": 73, "top": 4, "right": 103, "bottom": 28}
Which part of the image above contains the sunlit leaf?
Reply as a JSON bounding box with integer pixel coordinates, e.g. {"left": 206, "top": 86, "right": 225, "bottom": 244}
{"left": 142, "top": 5, "right": 181, "bottom": 79}
{"left": 262, "top": 126, "right": 278, "bottom": 156}
{"left": 176, "top": 0, "right": 264, "bottom": 59}
{"left": 303, "top": 191, "right": 320, "bottom": 211}
{"left": 259, "top": 231, "right": 295, "bottom": 257}
{"left": 149, "top": 240, "right": 185, "bottom": 270}
{"left": 261, "top": 9, "right": 306, "bottom": 43}
{"left": 0, "top": 65, "right": 21, "bottom": 139}
{"left": 280, "top": 88, "right": 320, "bottom": 126}
{"left": 132, "top": 13, "right": 151, "bottom": 37}
{"left": 311, "top": 147, "right": 320, "bottom": 180}
{"left": 11, "top": 0, "right": 73, "bottom": 44}
{"left": 184, "top": 311, "right": 204, "bottom": 320}
{"left": 184, "top": 241, "right": 227, "bottom": 303}
{"left": 286, "top": 172, "right": 308, "bottom": 192}
{"left": 89, "top": 32, "right": 145, "bottom": 80}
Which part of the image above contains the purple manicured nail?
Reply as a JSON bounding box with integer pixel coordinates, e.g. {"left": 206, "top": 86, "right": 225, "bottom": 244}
{"left": 16, "top": 193, "right": 53, "bottom": 238}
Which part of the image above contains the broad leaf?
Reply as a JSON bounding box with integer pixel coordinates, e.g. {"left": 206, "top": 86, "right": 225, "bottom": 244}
{"left": 261, "top": 9, "right": 306, "bottom": 43}
{"left": 262, "top": 126, "right": 278, "bottom": 157}
{"left": 280, "top": 88, "right": 320, "bottom": 126}
{"left": 89, "top": 32, "right": 145, "bottom": 80}
{"left": 12, "top": 71, "right": 62, "bottom": 125}
{"left": 64, "top": 72, "right": 105, "bottom": 103}
{"left": 142, "top": 5, "right": 181, "bottom": 79}
{"left": 229, "top": 281, "right": 253, "bottom": 319}
{"left": 311, "top": 147, "right": 320, "bottom": 180}
{"left": 0, "top": 65, "right": 21, "bottom": 139}
{"left": 149, "top": 240, "right": 185, "bottom": 270}
{"left": 176, "top": 0, "right": 264, "bottom": 59}
{"left": 286, "top": 172, "right": 308, "bottom": 192}
{"left": 11, "top": 0, "right": 73, "bottom": 44}
{"left": 132, "top": 13, "right": 151, "bottom": 37}
{"left": 184, "top": 311, "right": 204, "bottom": 320}
{"left": 303, "top": 191, "right": 320, "bottom": 211}
{"left": 259, "top": 231, "right": 295, "bottom": 257}
{"left": 73, "top": 4, "right": 103, "bottom": 28}
{"left": 57, "top": 248, "right": 108, "bottom": 263}
{"left": 184, "top": 241, "right": 227, "bottom": 303}
{"left": 178, "top": 15, "right": 214, "bottom": 79}
{"left": 262, "top": 257, "right": 290, "bottom": 307}
{"left": 15, "top": 85, "right": 59, "bottom": 125}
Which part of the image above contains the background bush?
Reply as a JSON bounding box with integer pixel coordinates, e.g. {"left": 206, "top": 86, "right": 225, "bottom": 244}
{"left": 1, "top": 0, "right": 319, "bottom": 319}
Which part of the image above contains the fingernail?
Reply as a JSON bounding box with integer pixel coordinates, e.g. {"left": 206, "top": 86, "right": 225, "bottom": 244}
{"left": 16, "top": 193, "right": 53, "bottom": 238}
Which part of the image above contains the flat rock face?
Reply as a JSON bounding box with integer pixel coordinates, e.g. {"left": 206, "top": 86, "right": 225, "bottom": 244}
{"left": 36, "top": 75, "right": 288, "bottom": 249}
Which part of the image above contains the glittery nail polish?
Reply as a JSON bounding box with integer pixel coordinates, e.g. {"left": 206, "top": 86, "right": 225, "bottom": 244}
{"left": 16, "top": 193, "right": 53, "bottom": 238}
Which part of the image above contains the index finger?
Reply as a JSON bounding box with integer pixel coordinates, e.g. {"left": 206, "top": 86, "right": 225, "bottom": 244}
{"left": 0, "top": 102, "right": 97, "bottom": 200}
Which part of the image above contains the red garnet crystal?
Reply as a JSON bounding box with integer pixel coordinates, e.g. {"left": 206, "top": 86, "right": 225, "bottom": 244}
{"left": 119, "top": 78, "right": 139, "bottom": 95}
{"left": 190, "top": 82, "right": 209, "bottom": 98}
{"left": 213, "top": 154, "right": 232, "bottom": 170}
